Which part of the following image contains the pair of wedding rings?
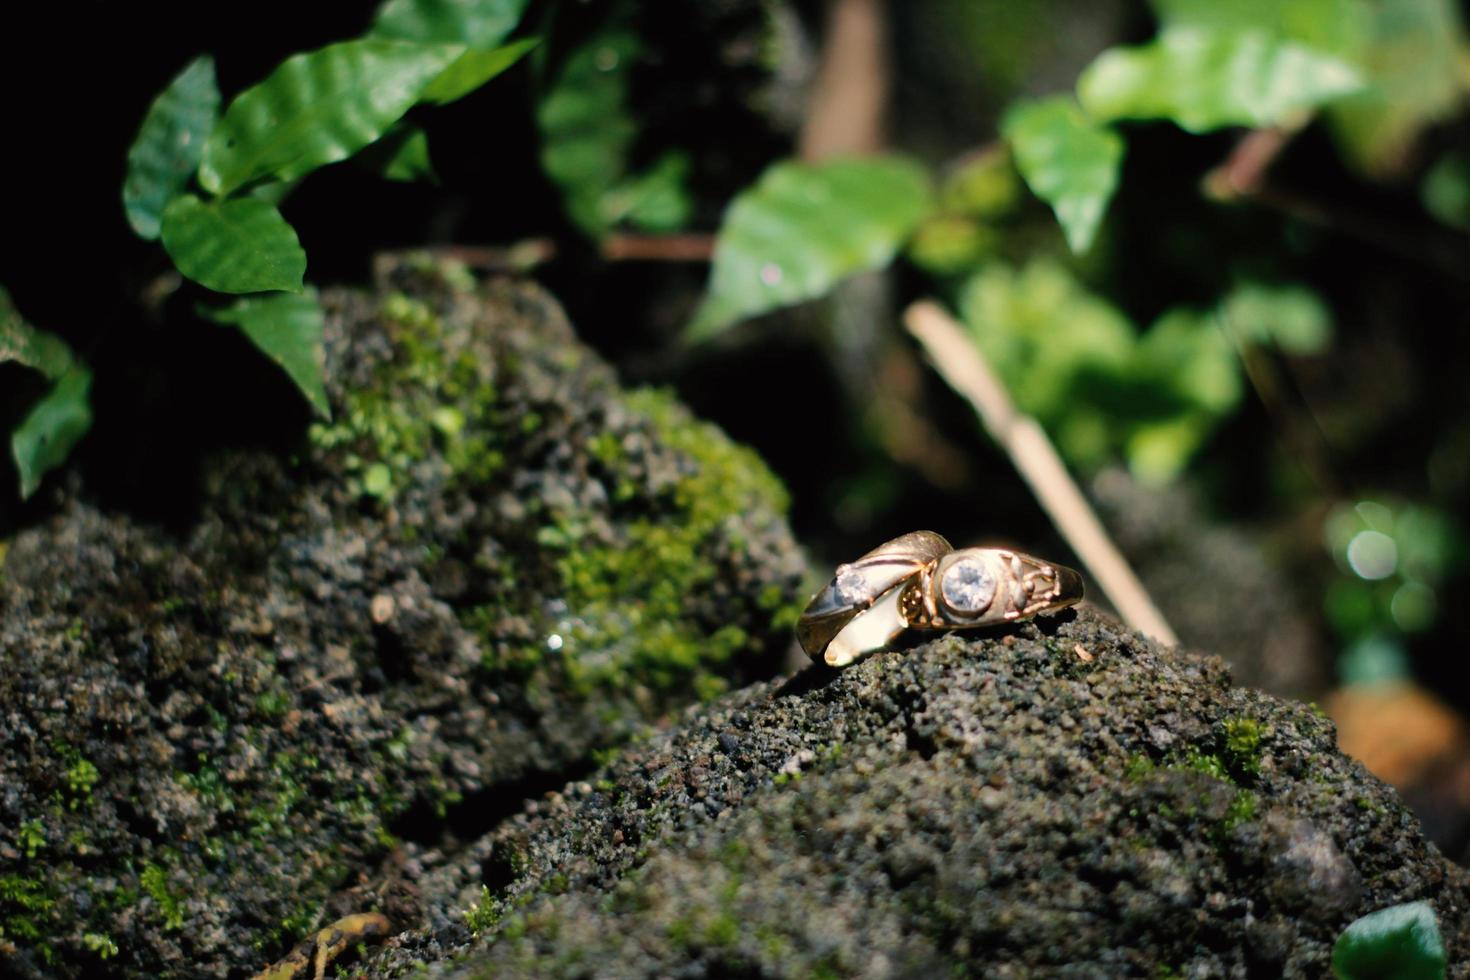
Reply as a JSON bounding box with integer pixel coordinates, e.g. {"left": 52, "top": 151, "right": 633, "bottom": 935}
{"left": 796, "top": 531, "right": 1083, "bottom": 668}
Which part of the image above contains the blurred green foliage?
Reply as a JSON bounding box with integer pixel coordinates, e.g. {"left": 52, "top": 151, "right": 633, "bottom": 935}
{"left": 1078, "top": 28, "right": 1363, "bottom": 132}
{"left": 537, "top": 26, "right": 692, "bottom": 238}
{"left": 1149, "top": 0, "right": 1466, "bottom": 174}
{"left": 1325, "top": 500, "right": 1466, "bottom": 686}
{"left": 1002, "top": 97, "right": 1123, "bottom": 254}
{"left": 957, "top": 263, "right": 1333, "bottom": 483}
{"left": 1422, "top": 150, "right": 1470, "bottom": 230}
{"left": 689, "top": 157, "right": 934, "bottom": 339}
{"left": 1, "top": 288, "right": 92, "bottom": 499}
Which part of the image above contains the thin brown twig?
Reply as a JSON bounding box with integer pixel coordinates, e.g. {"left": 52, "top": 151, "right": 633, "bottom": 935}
{"left": 1203, "top": 124, "right": 1302, "bottom": 200}
{"left": 600, "top": 233, "right": 716, "bottom": 262}
{"left": 904, "top": 300, "right": 1180, "bottom": 646}
{"left": 376, "top": 241, "right": 558, "bottom": 275}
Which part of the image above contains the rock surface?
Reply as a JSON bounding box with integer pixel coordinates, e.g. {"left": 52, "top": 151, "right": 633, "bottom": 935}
{"left": 360, "top": 607, "right": 1469, "bottom": 979}
{"left": 0, "top": 264, "right": 804, "bottom": 977}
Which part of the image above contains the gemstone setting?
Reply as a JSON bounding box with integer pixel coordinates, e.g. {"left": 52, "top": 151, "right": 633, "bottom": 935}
{"left": 940, "top": 557, "right": 996, "bottom": 614}
{"left": 833, "top": 566, "right": 866, "bottom": 605}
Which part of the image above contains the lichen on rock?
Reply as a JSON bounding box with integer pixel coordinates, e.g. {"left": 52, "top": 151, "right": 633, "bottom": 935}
{"left": 0, "top": 261, "right": 804, "bottom": 977}
{"left": 356, "top": 607, "right": 1469, "bottom": 978}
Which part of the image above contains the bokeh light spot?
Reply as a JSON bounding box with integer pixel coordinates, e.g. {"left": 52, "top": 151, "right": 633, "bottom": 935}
{"left": 1346, "top": 530, "right": 1398, "bottom": 580}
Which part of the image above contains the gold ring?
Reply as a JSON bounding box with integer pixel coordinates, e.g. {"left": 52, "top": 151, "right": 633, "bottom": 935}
{"left": 899, "top": 547, "right": 1083, "bottom": 630}
{"left": 796, "top": 533, "right": 1083, "bottom": 668}
{"left": 796, "top": 531, "right": 952, "bottom": 668}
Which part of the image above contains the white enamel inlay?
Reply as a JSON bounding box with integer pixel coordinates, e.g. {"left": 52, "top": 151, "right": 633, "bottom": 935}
{"left": 825, "top": 583, "right": 906, "bottom": 667}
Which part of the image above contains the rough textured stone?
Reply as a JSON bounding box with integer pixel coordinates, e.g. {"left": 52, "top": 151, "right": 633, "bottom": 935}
{"left": 359, "top": 607, "right": 1469, "bottom": 979}
{"left": 0, "top": 265, "right": 804, "bottom": 977}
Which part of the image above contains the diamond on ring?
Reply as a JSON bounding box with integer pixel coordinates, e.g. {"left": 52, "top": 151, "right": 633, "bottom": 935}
{"left": 940, "top": 558, "right": 995, "bottom": 614}
{"left": 833, "top": 566, "right": 866, "bottom": 605}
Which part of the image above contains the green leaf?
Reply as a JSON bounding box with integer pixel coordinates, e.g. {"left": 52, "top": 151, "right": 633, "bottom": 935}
{"left": 1149, "top": 0, "right": 1372, "bottom": 59}
{"left": 12, "top": 367, "right": 92, "bottom": 499}
{"left": 1121, "top": 308, "right": 1241, "bottom": 482}
{"left": 160, "top": 194, "right": 306, "bottom": 294}
{"left": 1002, "top": 95, "right": 1124, "bottom": 253}
{"left": 958, "top": 259, "right": 1135, "bottom": 469}
{"left": 1149, "top": 0, "right": 1461, "bottom": 174}
{"left": 200, "top": 292, "right": 330, "bottom": 418}
{"left": 370, "top": 0, "right": 529, "bottom": 47}
{"left": 360, "top": 123, "right": 438, "bottom": 183}
{"left": 688, "top": 157, "right": 935, "bottom": 341}
{"left": 1, "top": 287, "right": 74, "bottom": 380}
{"left": 122, "top": 56, "right": 220, "bottom": 240}
{"left": 1423, "top": 150, "right": 1470, "bottom": 231}
{"left": 1328, "top": 0, "right": 1466, "bottom": 175}
{"left": 198, "top": 40, "right": 462, "bottom": 195}
{"left": 421, "top": 37, "right": 538, "bottom": 104}
{"left": 1135, "top": 309, "right": 1242, "bottom": 416}
{"left": 906, "top": 215, "right": 998, "bottom": 277}
{"left": 536, "top": 29, "right": 641, "bottom": 237}
{"left": 1078, "top": 26, "right": 1365, "bottom": 132}
{"left": 1333, "top": 901, "right": 1447, "bottom": 980}
{"left": 1125, "top": 414, "right": 1216, "bottom": 484}
{"left": 1220, "top": 282, "right": 1332, "bottom": 355}
{"left": 249, "top": 179, "right": 301, "bottom": 207}
{"left": 604, "top": 152, "right": 694, "bottom": 233}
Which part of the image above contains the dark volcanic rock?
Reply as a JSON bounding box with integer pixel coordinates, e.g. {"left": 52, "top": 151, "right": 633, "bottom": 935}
{"left": 0, "top": 265, "right": 804, "bottom": 977}
{"left": 361, "top": 607, "right": 1469, "bottom": 979}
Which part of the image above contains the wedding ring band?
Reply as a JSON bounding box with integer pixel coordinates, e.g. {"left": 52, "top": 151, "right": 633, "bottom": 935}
{"left": 796, "top": 532, "right": 1084, "bottom": 668}
{"left": 796, "top": 531, "right": 952, "bottom": 667}
{"left": 899, "top": 547, "right": 1083, "bottom": 630}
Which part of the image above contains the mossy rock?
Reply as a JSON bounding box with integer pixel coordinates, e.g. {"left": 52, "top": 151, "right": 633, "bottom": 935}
{"left": 0, "top": 263, "right": 804, "bottom": 977}
{"left": 357, "top": 607, "right": 1469, "bottom": 978}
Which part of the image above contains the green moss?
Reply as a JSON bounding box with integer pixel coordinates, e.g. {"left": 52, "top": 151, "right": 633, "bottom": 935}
{"left": 1181, "top": 748, "right": 1227, "bottom": 781}
{"left": 0, "top": 872, "right": 58, "bottom": 948}
{"left": 15, "top": 819, "right": 44, "bottom": 860}
{"left": 276, "top": 904, "right": 320, "bottom": 947}
{"left": 1223, "top": 790, "right": 1259, "bottom": 831}
{"left": 61, "top": 752, "right": 99, "bottom": 810}
{"left": 703, "top": 914, "right": 739, "bottom": 948}
{"left": 254, "top": 688, "right": 290, "bottom": 719}
{"left": 308, "top": 293, "right": 503, "bottom": 500}
{"left": 757, "top": 582, "right": 801, "bottom": 631}
{"left": 464, "top": 885, "right": 498, "bottom": 937}
{"left": 139, "top": 863, "right": 185, "bottom": 931}
{"left": 81, "top": 932, "right": 119, "bottom": 959}
{"left": 756, "top": 925, "right": 791, "bottom": 960}
{"left": 1127, "top": 744, "right": 1261, "bottom": 835}
{"left": 545, "top": 388, "right": 792, "bottom": 700}
{"left": 1221, "top": 717, "right": 1267, "bottom": 778}
{"left": 810, "top": 958, "right": 845, "bottom": 980}
{"left": 1355, "top": 796, "right": 1387, "bottom": 816}
{"left": 666, "top": 916, "right": 694, "bottom": 950}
